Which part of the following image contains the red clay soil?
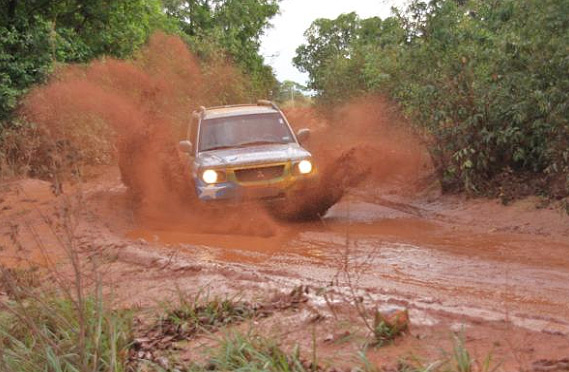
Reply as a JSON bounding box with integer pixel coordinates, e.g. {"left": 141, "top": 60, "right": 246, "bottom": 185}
{"left": 1, "top": 165, "right": 569, "bottom": 370}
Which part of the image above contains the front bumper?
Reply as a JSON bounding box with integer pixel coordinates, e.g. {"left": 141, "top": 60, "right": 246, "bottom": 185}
{"left": 194, "top": 163, "right": 318, "bottom": 202}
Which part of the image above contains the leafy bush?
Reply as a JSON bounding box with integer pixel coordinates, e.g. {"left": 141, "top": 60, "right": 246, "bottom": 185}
{"left": 389, "top": 0, "right": 569, "bottom": 195}
{"left": 0, "top": 18, "right": 53, "bottom": 122}
{"left": 294, "top": 0, "right": 569, "bottom": 197}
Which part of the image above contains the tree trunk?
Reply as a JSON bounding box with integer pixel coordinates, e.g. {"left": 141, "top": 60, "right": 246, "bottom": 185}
{"left": 7, "top": 0, "right": 18, "bottom": 22}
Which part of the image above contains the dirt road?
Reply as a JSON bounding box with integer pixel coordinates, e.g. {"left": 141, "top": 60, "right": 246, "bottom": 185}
{"left": 127, "top": 187, "right": 569, "bottom": 335}
{"left": 2, "top": 170, "right": 569, "bottom": 369}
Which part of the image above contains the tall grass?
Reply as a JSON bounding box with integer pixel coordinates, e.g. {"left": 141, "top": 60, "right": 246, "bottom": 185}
{"left": 0, "top": 190, "right": 133, "bottom": 372}
{"left": 203, "top": 332, "right": 308, "bottom": 372}
{"left": 0, "top": 291, "right": 132, "bottom": 372}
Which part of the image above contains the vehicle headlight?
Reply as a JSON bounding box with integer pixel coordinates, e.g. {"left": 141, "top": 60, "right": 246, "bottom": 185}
{"left": 202, "top": 169, "right": 219, "bottom": 184}
{"left": 298, "top": 159, "right": 313, "bottom": 174}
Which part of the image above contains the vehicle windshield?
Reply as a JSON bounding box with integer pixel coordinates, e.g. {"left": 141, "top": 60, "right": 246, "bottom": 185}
{"left": 198, "top": 113, "right": 295, "bottom": 152}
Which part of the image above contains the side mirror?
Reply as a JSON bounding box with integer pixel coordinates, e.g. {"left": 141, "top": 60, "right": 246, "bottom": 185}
{"left": 178, "top": 140, "right": 193, "bottom": 154}
{"left": 296, "top": 128, "right": 311, "bottom": 143}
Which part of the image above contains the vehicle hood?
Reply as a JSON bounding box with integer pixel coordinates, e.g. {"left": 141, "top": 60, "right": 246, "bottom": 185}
{"left": 196, "top": 143, "right": 311, "bottom": 168}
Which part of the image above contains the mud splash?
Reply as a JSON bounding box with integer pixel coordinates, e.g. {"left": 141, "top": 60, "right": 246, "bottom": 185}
{"left": 277, "top": 97, "right": 430, "bottom": 219}
{"left": 23, "top": 33, "right": 205, "bottom": 202}
{"left": 21, "top": 32, "right": 430, "bottom": 233}
{"left": 20, "top": 33, "right": 278, "bottom": 235}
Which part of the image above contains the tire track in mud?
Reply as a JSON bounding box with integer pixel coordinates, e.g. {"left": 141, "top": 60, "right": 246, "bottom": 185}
{"left": 106, "top": 219, "right": 569, "bottom": 338}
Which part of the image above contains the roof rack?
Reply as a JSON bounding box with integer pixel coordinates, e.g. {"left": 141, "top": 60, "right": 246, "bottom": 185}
{"left": 192, "top": 101, "right": 280, "bottom": 118}
{"left": 256, "top": 100, "right": 280, "bottom": 110}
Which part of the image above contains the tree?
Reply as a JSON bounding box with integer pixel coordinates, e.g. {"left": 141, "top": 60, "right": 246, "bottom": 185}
{"left": 274, "top": 80, "right": 311, "bottom": 106}
{"left": 0, "top": 19, "right": 52, "bottom": 122}
{"left": 163, "top": 0, "right": 280, "bottom": 97}
{"left": 0, "top": 0, "right": 174, "bottom": 121}
{"left": 293, "top": 12, "right": 404, "bottom": 104}
{"left": 293, "top": 0, "right": 569, "bottom": 196}
{"left": 388, "top": 0, "right": 569, "bottom": 193}
{"left": 293, "top": 12, "right": 360, "bottom": 93}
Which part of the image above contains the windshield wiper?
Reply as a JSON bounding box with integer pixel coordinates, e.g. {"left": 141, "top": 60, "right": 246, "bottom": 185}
{"left": 236, "top": 140, "right": 283, "bottom": 147}
{"left": 201, "top": 145, "right": 236, "bottom": 152}
{"left": 202, "top": 141, "right": 285, "bottom": 152}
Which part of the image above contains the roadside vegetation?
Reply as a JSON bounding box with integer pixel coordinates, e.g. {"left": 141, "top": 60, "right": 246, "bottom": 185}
{"left": 0, "top": 270, "right": 497, "bottom": 372}
{"left": 0, "top": 286, "right": 499, "bottom": 371}
{"left": 0, "top": 0, "right": 287, "bottom": 178}
{"left": 294, "top": 0, "right": 569, "bottom": 200}
{"left": 0, "top": 292, "right": 133, "bottom": 372}
{"left": 0, "top": 0, "right": 280, "bottom": 120}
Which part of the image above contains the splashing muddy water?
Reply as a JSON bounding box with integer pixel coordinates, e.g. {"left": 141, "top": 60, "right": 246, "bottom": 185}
{"left": 21, "top": 32, "right": 430, "bottom": 231}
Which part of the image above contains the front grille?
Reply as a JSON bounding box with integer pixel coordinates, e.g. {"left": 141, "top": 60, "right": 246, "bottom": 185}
{"left": 234, "top": 165, "right": 284, "bottom": 183}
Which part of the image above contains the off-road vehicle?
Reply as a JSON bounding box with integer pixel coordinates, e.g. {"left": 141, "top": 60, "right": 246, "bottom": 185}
{"left": 178, "top": 100, "right": 316, "bottom": 203}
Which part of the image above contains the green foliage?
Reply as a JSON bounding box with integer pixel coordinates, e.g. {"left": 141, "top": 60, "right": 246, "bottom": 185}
{"left": 1, "top": 0, "right": 280, "bottom": 178}
{"left": 371, "top": 309, "right": 408, "bottom": 347}
{"left": 202, "top": 332, "right": 308, "bottom": 371}
{"left": 449, "top": 332, "right": 473, "bottom": 372}
{"left": 162, "top": 291, "right": 255, "bottom": 333}
{"left": 293, "top": 12, "right": 362, "bottom": 103}
{"left": 442, "top": 332, "right": 499, "bottom": 372}
{"left": 0, "top": 294, "right": 133, "bottom": 371}
{"left": 1, "top": 0, "right": 175, "bottom": 61}
{"left": 0, "top": 0, "right": 175, "bottom": 121}
{"left": 294, "top": 0, "right": 569, "bottom": 197}
{"left": 293, "top": 12, "right": 405, "bottom": 105}
{"left": 293, "top": 12, "right": 360, "bottom": 90}
{"left": 391, "top": 0, "right": 569, "bottom": 194}
{"left": 0, "top": 18, "right": 53, "bottom": 122}
{"left": 164, "top": 0, "right": 280, "bottom": 98}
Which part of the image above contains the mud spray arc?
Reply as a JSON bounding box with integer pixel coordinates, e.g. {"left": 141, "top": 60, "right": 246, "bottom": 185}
{"left": 22, "top": 33, "right": 430, "bottom": 235}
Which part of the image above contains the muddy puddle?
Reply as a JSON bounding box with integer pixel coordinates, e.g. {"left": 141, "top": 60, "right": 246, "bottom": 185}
{"left": 124, "top": 196, "right": 569, "bottom": 336}
{"left": 3, "top": 172, "right": 569, "bottom": 370}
